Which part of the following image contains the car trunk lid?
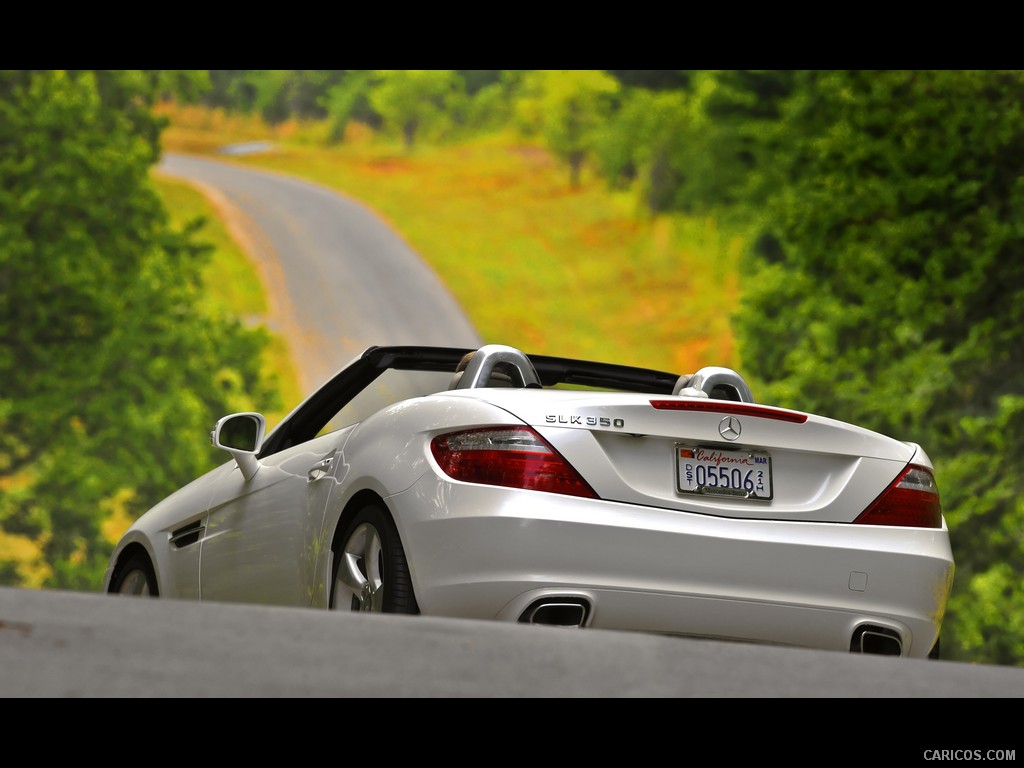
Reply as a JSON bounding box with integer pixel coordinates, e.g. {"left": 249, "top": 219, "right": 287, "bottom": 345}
{"left": 470, "top": 389, "right": 918, "bottom": 525}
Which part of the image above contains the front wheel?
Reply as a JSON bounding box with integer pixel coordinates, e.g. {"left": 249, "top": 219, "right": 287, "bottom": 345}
{"left": 109, "top": 553, "right": 159, "bottom": 597}
{"left": 330, "top": 503, "right": 419, "bottom": 614}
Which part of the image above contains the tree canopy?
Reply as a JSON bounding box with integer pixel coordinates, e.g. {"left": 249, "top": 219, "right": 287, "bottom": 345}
{"left": 0, "top": 70, "right": 276, "bottom": 588}
{"left": 515, "top": 70, "right": 619, "bottom": 187}
{"left": 367, "top": 70, "right": 465, "bottom": 149}
{"left": 730, "top": 70, "right": 1024, "bottom": 665}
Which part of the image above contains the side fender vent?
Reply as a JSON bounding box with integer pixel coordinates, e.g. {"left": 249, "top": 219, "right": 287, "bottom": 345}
{"left": 169, "top": 520, "right": 204, "bottom": 549}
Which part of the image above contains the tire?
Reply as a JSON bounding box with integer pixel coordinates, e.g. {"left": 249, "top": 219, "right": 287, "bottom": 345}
{"left": 929, "top": 636, "right": 941, "bottom": 660}
{"left": 330, "top": 503, "right": 419, "bottom": 614}
{"left": 109, "top": 553, "right": 159, "bottom": 597}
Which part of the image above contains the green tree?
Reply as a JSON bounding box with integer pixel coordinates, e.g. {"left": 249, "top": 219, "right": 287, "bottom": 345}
{"left": 322, "top": 71, "right": 375, "bottom": 144}
{"left": 239, "top": 70, "right": 347, "bottom": 124}
{"left": 592, "top": 87, "right": 690, "bottom": 210}
{"left": 203, "top": 70, "right": 259, "bottom": 112}
{"left": 731, "top": 70, "right": 1024, "bottom": 666}
{"left": 0, "top": 70, "right": 277, "bottom": 589}
{"left": 515, "top": 70, "right": 619, "bottom": 187}
{"left": 458, "top": 70, "right": 504, "bottom": 95}
{"left": 607, "top": 70, "right": 692, "bottom": 91}
{"left": 367, "top": 70, "right": 465, "bottom": 150}
{"left": 461, "top": 71, "right": 523, "bottom": 134}
{"left": 592, "top": 70, "right": 796, "bottom": 215}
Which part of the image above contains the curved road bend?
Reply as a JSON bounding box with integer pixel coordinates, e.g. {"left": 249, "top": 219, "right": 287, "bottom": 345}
{"left": 158, "top": 152, "right": 482, "bottom": 397}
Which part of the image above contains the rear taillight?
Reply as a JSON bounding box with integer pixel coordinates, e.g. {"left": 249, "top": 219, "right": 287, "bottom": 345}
{"left": 430, "top": 427, "right": 598, "bottom": 499}
{"left": 854, "top": 465, "right": 942, "bottom": 528}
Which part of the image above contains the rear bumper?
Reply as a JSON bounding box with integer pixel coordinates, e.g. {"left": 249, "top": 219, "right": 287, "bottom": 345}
{"left": 390, "top": 478, "right": 954, "bottom": 658}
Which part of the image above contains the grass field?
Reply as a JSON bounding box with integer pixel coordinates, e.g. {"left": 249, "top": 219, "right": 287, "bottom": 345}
{"left": 156, "top": 103, "right": 744, "bottom": 384}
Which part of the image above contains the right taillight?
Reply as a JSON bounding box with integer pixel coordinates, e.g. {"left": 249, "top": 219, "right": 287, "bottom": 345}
{"left": 854, "top": 465, "right": 942, "bottom": 528}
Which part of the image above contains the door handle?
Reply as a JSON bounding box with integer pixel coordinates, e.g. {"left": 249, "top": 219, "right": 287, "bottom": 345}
{"left": 307, "top": 456, "right": 333, "bottom": 482}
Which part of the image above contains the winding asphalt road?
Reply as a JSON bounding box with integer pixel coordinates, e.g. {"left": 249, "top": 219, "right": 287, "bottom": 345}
{"left": 3, "top": 152, "right": 1022, "bottom": 698}
{"left": 158, "top": 151, "right": 481, "bottom": 396}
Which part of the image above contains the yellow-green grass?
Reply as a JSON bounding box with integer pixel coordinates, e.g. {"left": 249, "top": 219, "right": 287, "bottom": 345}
{"left": 153, "top": 173, "right": 266, "bottom": 316}
{"left": 159, "top": 103, "right": 742, "bottom": 376}
{"left": 151, "top": 173, "right": 303, "bottom": 427}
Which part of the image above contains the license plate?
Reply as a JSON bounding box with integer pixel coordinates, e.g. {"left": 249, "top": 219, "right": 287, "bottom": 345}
{"left": 676, "top": 446, "right": 772, "bottom": 500}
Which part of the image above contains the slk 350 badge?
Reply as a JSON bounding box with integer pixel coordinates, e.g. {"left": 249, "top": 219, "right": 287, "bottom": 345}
{"left": 546, "top": 415, "right": 625, "bottom": 428}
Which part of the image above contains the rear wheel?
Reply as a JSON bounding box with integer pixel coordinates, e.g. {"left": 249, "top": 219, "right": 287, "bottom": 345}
{"left": 330, "top": 504, "right": 419, "bottom": 614}
{"left": 110, "top": 553, "right": 159, "bottom": 597}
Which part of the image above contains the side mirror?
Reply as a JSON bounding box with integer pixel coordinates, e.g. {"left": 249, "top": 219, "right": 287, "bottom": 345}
{"left": 212, "top": 413, "right": 266, "bottom": 480}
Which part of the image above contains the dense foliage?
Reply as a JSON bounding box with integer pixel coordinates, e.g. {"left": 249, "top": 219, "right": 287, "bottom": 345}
{"left": 4, "top": 69, "right": 1021, "bottom": 666}
{"left": 0, "top": 70, "right": 276, "bottom": 589}
{"left": 728, "top": 70, "right": 1024, "bottom": 665}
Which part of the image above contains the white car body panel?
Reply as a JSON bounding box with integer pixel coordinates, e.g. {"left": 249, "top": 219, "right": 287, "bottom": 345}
{"left": 390, "top": 480, "right": 951, "bottom": 652}
{"left": 199, "top": 430, "right": 344, "bottom": 605}
{"left": 104, "top": 344, "right": 954, "bottom": 659}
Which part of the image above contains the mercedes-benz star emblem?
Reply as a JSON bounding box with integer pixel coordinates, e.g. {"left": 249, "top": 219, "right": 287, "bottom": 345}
{"left": 719, "top": 415, "right": 741, "bottom": 441}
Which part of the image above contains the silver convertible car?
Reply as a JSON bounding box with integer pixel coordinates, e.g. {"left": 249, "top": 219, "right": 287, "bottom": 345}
{"left": 103, "top": 344, "right": 954, "bottom": 658}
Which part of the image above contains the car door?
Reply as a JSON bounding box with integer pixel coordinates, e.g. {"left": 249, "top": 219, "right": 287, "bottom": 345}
{"left": 198, "top": 430, "right": 348, "bottom": 606}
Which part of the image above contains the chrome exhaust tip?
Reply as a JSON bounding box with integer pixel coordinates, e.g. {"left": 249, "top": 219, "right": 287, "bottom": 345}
{"left": 850, "top": 625, "right": 903, "bottom": 656}
{"left": 518, "top": 598, "right": 590, "bottom": 628}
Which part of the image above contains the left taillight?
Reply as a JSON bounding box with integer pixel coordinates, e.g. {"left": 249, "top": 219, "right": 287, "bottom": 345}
{"left": 854, "top": 465, "right": 943, "bottom": 529}
{"left": 430, "top": 426, "right": 598, "bottom": 499}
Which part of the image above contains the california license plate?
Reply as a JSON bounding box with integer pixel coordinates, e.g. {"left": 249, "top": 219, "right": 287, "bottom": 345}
{"left": 676, "top": 446, "right": 773, "bottom": 500}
